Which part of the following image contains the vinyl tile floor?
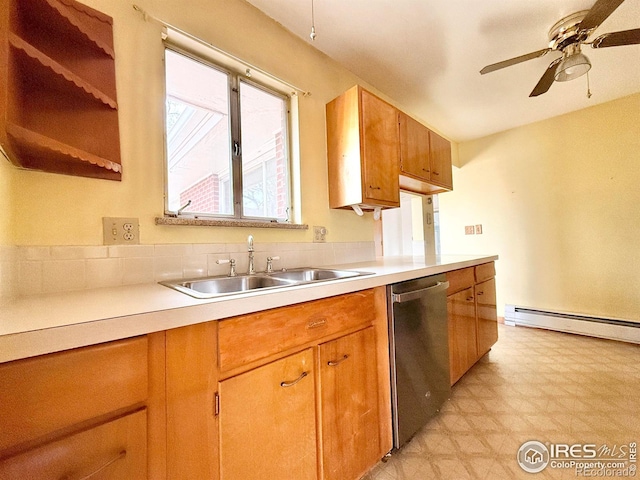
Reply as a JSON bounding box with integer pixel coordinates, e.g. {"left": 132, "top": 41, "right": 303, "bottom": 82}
{"left": 363, "top": 324, "right": 640, "bottom": 480}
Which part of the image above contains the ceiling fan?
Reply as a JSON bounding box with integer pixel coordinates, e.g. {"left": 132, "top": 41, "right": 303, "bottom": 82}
{"left": 480, "top": 0, "right": 640, "bottom": 97}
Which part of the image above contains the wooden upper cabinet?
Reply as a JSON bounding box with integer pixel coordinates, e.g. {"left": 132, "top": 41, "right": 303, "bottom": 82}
{"left": 398, "top": 111, "right": 431, "bottom": 182}
{"left": 326, "top": 85, "right": 400, "bottom": 210}
{"left": 0, "top": 0, "right": 121, "bottom": 180}
{"left": 397, "top": 111, "right": 454, "bottom": 196}
{"left": 428, "top": 129, "right": 453, "bottom": 189}
{"left": 360, "top": 89, "right": 400, "bottom": 205}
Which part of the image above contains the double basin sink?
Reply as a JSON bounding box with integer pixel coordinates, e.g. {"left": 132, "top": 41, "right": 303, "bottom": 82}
{"left": 161, "top": 267, "right": 373, "bottom": 299}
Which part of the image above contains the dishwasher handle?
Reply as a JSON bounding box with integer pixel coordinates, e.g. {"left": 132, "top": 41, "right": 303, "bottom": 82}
{"left": 392, "top": 281, "right": 449, "bottom": 304}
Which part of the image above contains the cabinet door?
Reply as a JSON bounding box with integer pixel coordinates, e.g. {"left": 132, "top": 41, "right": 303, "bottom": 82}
{"left": 447, "top": 288, "right": 477, "bottom": 385}
{"left": 428, "top": 130, "right": 452, "bottom": 189}
{"left": 219, "top": 349, "right": 317, "bottom": 480}
{"left": 320, "top": 327, "right": 380, "bottom": 480}
{"left": 361, "top": 89, "right": 400, "bottom": 206}
{"left": 398, "top": 111, "right": 430, "bottom": 181}
{"left": 476, "top": 278, "right": 498, "bottom": 356}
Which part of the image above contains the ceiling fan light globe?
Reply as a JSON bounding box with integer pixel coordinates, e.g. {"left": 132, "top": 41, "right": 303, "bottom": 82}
{"left": 555, "top": 52, "right": 591, "bottom": 81}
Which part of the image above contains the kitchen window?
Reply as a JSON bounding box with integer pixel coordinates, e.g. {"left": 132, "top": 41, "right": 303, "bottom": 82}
{"left": 163, "top": 46, "right": 292, "bottom": 222}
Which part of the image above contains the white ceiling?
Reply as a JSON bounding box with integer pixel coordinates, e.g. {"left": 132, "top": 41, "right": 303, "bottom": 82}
{"left": 244, "top": 0, "right": 640, "bottom": 142}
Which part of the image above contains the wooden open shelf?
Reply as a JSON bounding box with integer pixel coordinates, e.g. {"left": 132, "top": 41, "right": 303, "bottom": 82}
{"left": 9, "top": 33, "right": 117, "bottom": 109}
{"left": 40, "top": 0, "right": 116, "bottom": 59}
{"left": 7, "top": 123, "right": 121, "bottom": 172}
{"left": 0, "top": 0, "right": 121, "bottom": 181}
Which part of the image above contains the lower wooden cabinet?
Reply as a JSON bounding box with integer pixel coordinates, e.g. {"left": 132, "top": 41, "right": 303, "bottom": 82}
{"left": 320, "top": 327, "right": 381, "bottom": 480}
{"left": 0, "top": 409, "right": 147, "bottom": 480}
{"left": 446, "top": 262, "right": 498, "bottom": 385}
{"left": 213, "top": 287, "right": 391, "bottom": 480}
{"left": 447, "top": 287, "right": 478, "bottom": 385}
{"left": 476, "top": 278, "right": 498, "bottom": 357}
{"left": 0, "top": 334, "right": 166, "bottom": 479}
{"left": 219, "top": 349, "right": 317, "bottom": 480}
{"left": 165, "top": 322, "right": 218, "bottom": 480}
{"left": 0, "top": 287, "right": 393, "bottom": 480}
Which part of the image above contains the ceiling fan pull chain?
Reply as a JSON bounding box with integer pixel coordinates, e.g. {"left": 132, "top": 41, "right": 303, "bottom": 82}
{"left": 586, "top": 71, "right": 592, "bottom": 99}
{"left": 309, "top": 0, "right": 317, "bottom": 41}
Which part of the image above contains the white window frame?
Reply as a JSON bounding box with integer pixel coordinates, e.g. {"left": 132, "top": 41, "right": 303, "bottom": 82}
{"left": 162, "top": 30, "right": 298, "bottom": 224}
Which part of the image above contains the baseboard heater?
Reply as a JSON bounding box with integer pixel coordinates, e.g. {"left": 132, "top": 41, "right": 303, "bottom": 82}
{"left": 504, "top": 305, "right": 640, "bottom": 344}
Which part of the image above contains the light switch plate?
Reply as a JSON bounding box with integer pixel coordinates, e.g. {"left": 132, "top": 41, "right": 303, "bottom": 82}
{"left": 103, "top": 217, "right": 140, "bottom": 245}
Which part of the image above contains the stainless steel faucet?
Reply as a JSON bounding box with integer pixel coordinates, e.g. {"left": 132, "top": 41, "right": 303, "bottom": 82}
{"left": 247, "top": 235, "right": 255, "bottom": 274}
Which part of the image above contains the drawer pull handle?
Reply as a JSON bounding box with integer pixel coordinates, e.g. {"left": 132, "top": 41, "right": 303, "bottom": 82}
{"left": 328, "top": 354, "right": 349, "bottom": 367}
{"left": 477, "top": 291, "right": 484, "bottom": 296}
{"left": 61, "top": 450, "right": 127, "bottom": 480}
{"left": 307, "top": 318, "right": 327, "bottom": 329}
{"left": 369, "top": 185, "right": 381, "bottom": 190}
{"left": 280, "top": 371, "right": 308, "bottom": 388}
{"left": 466, "top": 296, "right": 474, "bottom": 301}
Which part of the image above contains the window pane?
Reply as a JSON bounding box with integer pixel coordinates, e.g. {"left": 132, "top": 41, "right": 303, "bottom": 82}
{"left": 165, "top": 49, "right": 233, "bottom": 215}
{"left": 240, "top": 81, "right": 289, "bottom": 219}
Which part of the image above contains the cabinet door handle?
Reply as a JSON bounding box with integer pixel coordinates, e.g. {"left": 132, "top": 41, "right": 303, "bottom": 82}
{"left": 422, "top": 168, "right": 430, "bottom": 173}
{"left": 307, "top": 318, "right": 326, "bottom": 329}
{"left": 327, "top": 354, "right": 349, "bottom": 367}
{"left": 477, "top": 291, "right": 484, "bottom": 296}
{"left": 369, "top": 185, "right": 381, "bottom": 190}
{"left": 60, "top": 450, "right": 127, "bottom": 480}
{"left": 432, "top": 171, "right": 440, "bottom": 175}
{"left": 466, "top": 296, "right": 474, "bottom": 301}
{"left": 280, "top": 371, "right": 308, "bottom": 388}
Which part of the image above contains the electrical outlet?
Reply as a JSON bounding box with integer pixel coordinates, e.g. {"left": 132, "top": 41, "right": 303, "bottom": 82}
{"left": 475, "top": 224, "right": 483, "bottom": 235}
{"left": 313, "top": 226, "right": 327, "bottom": 242}
{"left": 465, "top": 226, "right": 475, "bottom": 235}
{"left": 103, "top": 217, "right": 140, "bottom": 245}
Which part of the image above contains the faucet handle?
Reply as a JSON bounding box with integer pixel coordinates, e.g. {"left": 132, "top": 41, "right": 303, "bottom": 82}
{"left": 217, "top": 258, "right": 237, "bottom": 277}
{"left": 266, "top": 256, "right": 280, "bottom": 273}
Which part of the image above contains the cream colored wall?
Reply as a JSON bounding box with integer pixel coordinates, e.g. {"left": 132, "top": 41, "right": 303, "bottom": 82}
{"left": 439, "top": 93, "right": 640, "bottom": 322}
{"left": 4, "top": 0, "right": 383, "bottom": 246}
{"left": 0, "top": 154, "right": 14, "bottom": 246}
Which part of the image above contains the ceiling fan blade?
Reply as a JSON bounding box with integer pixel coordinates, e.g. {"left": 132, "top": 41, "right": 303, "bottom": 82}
{"left": 591, "top": 28, "right": 640, "bottom": 48}
{"left": 480, "top": 48, "right": 550, "bottom": 75}
{"left": 579, "top": 0, "right": 625, "bottom": 32}
{"left": 529, "top": 58, "right": 562, "bottom": 97}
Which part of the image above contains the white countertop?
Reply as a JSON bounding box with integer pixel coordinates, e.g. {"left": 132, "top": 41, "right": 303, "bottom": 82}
{"left": 0, "top": 254, "right": 497, "bottom": 363}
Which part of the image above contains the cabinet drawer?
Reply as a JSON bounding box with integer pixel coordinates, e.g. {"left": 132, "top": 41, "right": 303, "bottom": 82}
{"left": 475, "top": 262, "right": 496, "bottom": 283}
{"left": 0, "top": 409, "right": 147, "bottom": 479}
{"left": 445, "top": 267, "right": 474, "bottom": 295}
{"left": 0, "top": 337, "right": 148, "bottom": 450}
{"left": 219, "top": 290, "right": 376, "bottom": 371}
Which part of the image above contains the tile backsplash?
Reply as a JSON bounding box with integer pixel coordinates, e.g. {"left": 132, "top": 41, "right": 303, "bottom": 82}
{"left": 3, "top": 242, "right": 375, "bottom": 297}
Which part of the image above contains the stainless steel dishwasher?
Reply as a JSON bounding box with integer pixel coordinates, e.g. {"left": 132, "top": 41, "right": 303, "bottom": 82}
{"left": 388, "top": 273, "right": 451, "bottom": 449}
